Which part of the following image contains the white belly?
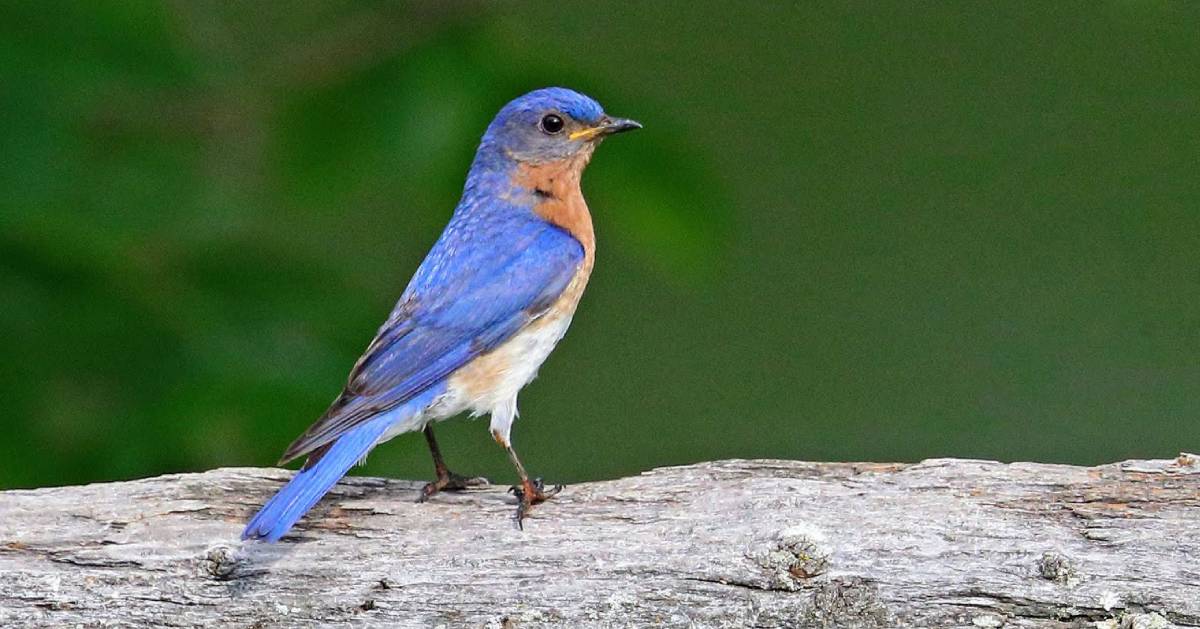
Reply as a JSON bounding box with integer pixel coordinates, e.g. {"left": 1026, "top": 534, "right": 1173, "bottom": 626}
{"left": 434, "top": 310, "right": 576, "bottom": 445}
{"left": 377, "top": 242, "right": 593, "bottom": 449}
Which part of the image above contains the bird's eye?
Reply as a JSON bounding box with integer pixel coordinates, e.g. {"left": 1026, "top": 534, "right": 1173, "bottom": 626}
{"left": 539, "top": 113, "right": 565, "bottom": 135}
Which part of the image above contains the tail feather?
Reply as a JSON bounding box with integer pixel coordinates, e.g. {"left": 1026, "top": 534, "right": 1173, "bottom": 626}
{"left": 242, "top": 415, "right": 395, "bottom": 543}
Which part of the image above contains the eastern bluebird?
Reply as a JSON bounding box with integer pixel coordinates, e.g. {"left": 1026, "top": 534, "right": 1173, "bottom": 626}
{"left": 242, "top": 88, "right": 640, "bottom": 542}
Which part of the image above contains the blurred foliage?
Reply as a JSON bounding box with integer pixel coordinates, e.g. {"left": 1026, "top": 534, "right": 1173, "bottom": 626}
{"left": 1, "top": 2, "right": 1197, "bottom": 489}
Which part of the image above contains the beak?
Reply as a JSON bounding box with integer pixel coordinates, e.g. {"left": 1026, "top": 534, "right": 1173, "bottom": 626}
{"left": 600, "top": 117, "right": 642, "bottom": 135}
{"left": 569, "top": 116, "right": 642, "bottom": 141}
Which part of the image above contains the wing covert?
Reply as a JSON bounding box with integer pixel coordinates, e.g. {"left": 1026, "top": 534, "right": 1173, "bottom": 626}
{"left": 279, "top": 220, "right": 583, "bottom": 463}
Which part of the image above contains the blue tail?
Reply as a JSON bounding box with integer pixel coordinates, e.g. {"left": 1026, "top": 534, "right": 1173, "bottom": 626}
{"left": 242, "top": 414, "right": 398, "bottom": 543}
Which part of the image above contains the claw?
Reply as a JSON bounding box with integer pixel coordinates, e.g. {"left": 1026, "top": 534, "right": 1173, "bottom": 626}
{"left": 417, "top": 471, "right": 489, "bottom": 503}
{"left": 509, "top": 477, "right": 564, "bottom": 529}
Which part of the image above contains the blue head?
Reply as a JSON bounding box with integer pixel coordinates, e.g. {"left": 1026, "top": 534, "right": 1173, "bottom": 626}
{"left": 475, "top": 87, "right": 641, "bottom": 168}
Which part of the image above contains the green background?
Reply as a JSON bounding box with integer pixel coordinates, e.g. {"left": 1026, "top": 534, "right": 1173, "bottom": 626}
{"left": 2, "top": 2, "right": 1197, "bottom": 490}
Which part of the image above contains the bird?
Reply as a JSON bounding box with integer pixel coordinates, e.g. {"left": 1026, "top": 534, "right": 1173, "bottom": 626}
{"left": 242, "top": 87, "right": 641, "bottom": 542}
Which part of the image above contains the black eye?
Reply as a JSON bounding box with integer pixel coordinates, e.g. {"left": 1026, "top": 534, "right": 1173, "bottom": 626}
{"left": 539, "top": 113, "right": 565, "bottom": 134}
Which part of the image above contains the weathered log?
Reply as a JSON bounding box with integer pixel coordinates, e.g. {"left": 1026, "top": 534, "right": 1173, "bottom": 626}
{"left": 1, "top": 456, "right": 1197, "bottom": 628}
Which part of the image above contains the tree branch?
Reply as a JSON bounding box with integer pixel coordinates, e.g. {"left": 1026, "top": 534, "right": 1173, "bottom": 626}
{"left": 2, "top": 456, "right": 1197, "bottom": 627}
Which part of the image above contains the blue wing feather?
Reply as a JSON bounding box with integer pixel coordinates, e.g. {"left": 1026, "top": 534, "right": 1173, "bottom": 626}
{"left": 278, "top": 212, "right": 583, "bottom": 463}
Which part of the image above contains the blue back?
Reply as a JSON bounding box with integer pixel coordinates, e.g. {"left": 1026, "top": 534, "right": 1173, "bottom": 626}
{"left": 278, "top": 139, "right": 585, "bottom": 463}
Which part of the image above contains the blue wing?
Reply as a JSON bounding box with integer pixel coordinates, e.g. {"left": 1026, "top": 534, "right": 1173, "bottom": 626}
{"left": 278, "top": 214, "right": 584, "bottom": 464}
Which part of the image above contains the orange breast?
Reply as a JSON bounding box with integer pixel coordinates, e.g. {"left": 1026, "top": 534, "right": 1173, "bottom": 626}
{"left": 444, "top": 154, "right": 598, "bottom": 421}
{"left": 515, "top": 152, "right": 597, "bottom": 266}
{"left": 523, "top": 155, "right": 595, "bottom": 320}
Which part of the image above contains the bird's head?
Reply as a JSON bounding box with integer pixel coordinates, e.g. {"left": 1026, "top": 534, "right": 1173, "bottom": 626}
{"left": 479, "top": 87, "right": 641, "bottom": 167}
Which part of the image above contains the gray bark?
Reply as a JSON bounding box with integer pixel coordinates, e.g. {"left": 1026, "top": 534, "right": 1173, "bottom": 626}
{"left": 1, "top": 456, "right": 1197, "bottom": 628}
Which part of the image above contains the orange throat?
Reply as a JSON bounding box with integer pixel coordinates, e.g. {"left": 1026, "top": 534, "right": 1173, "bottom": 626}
{"left": 515, "top": 152, "right": 596, "bottom": 261}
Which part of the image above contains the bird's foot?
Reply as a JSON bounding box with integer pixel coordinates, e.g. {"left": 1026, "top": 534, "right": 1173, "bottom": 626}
{"left": 509, "top": 477, "right": 563, "bottom": 529}
{"left": 417, "top": 470, "right": 490, "bottom": 503}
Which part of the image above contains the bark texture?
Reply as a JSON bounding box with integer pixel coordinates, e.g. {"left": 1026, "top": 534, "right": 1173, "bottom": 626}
{"left": 1, "top": 456, "right": 1198, "bottom": 628}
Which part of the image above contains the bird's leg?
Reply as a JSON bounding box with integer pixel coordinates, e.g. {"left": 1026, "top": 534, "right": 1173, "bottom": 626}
{"left": 416, "top": 424, "right": 488, "bottom": 503}
{"left": 502, "top": 438, "right": 563, "bottom": 529}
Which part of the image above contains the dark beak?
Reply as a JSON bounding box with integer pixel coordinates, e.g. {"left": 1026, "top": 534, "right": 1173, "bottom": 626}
{"left": 569, "top": 116, "right": 643, "bottom": 141}
{"left": 600, "top": 117, "right": 642, "bottom": 136}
